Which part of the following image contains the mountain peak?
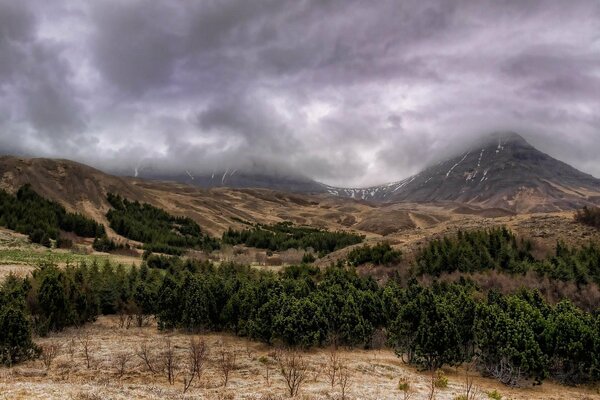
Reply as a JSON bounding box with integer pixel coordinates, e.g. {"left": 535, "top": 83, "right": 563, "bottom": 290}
{"left": 328, "top": 132, "right": 600, "bottom": 212}
{"left": 474, "top": 131, "right": 530, "bottom": 150}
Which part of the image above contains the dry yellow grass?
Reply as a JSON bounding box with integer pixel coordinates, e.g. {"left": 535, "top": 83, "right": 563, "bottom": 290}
{"left": 0, "top": 316, "right": 598, "bottom": 400}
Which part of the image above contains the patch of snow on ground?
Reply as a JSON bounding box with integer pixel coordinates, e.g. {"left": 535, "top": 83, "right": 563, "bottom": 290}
{"left": 446, "top": 152, "right": 469, "bottom": 178}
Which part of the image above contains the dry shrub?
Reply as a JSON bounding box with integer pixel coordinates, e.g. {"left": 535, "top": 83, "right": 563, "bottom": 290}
{"left": 136, "top": 341, "right": 159, "bottom": 374}
{"left": 112, "top": 351, "right": 133, "bottom": 378}
{"left": 40, "top": 343, "right": 61, "bottom": 370}
{"left": 398, "top": 376, "right": 414, "bottom": 400}
{"left": 338, "top": 359, "right": 351, "bottom": 400}
{"left": 275, "top": 349, "right": 308, "bottom": 397}
{"left": 73, "top": 392, "right": 104, "bottom": 400}
{"left": 217, "top": 344, "right": 236, "bottom": 387}
{"left": 325, "top": 348, "right": 341, "bottom": 388}
{"left": 459, "top": 363, "right": 482, "bottom": 400}
{"left": 78, "top": 330, "right": 94, "bottom": 369}
{"left": 183, "top": 337, "right": 208, "bottom": 393}
{"left": 161, "top": 339, "right": 178, "bottom": 385}
{"left": 259, "top": 355, "right": 272, "bottom": 386}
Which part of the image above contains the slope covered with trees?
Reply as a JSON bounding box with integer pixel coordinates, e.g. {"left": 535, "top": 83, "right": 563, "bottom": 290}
{"left": 222, "top": 221, "right": 363, "bottom": 256}
{"left": 2, "top": 254, "right": 599, "bottom": 387}
{"left": 0, "top": 184, "right": 105, "bottom": 247}
{"left": 416, "top": 228, "right": 600, "bottom": 285}
{"left": 105, "top": 193, "right": 219, "bottom": 255}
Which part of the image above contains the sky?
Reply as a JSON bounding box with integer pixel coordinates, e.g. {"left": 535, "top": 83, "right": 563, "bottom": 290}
{"left": 0, "top": 0, "right": 599, "bottom": 187}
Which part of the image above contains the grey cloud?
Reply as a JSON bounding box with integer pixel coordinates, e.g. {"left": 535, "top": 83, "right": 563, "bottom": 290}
{"left": 0, "top": 0, "right": 599, "bottom": 186}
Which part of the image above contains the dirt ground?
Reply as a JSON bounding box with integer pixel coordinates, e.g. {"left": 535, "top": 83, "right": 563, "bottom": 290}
{"left": 0, "top": 316, "right": 598, "bottom": 400}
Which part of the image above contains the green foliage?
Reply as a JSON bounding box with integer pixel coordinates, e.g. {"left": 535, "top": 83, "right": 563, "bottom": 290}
{"left": 301, "top": 252, "right": 316, "bottom": 264}
{"left": 475, "top": 292, "right": 549, "bottom": 386}
{"left": 347, "top": 242, "right": 402, "bottom": 266}
{"left": 106, "top": 193, "right": 219, "bottom": 255}
{"left": 416, "top": 228, "right": 532, "bottom": 275}
{"left": 222, "top": 221, "right": 363, "bottom": 255}
{"left": 434, "top": 370, "right": 449, "bottom": 388}
{"left": 416, "top": 228, "right": 600, "bottom": 285}
{"left": 0, "top": 275, "right": 38, "bottom": 365}
{"left": 387, "top": 281, "right": 475, "bottom": 370}
{"left": 92, "top": 235, "right": 123, "bottom": 252}
{"left": 1, "top": 227, "right": 599, "bottom": 387}
{"left": 486, "top": 390, "right": 503, "bottom": 400}
{"left": 546, "top": 300, "right": 599, "bottom": 384}
{"left": 0, "top": 185, "right": 105, "bottom": 244}
{"left": 0, "top": 305, "right": 38, "bottom": 366}
{"left": 575, "top": 206, "right": 600, "bottom": 229}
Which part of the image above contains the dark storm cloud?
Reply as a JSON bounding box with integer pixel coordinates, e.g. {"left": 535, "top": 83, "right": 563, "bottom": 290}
{"left": 0, "top": 0, "right": 599, "bottom": 186}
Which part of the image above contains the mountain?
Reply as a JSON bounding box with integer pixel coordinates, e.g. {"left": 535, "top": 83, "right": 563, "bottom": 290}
{"left": 134, "top": 169, "right": 329, "bottom": 194}
{"left": 0, "top": 156, "right": 150, "bottom": 210}
{"left": 327, "top": 132, "right": 600, "bottom": 212}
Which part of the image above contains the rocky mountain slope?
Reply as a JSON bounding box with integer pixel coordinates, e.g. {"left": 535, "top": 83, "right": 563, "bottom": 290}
{"left": 327, "top": 132, "right": 600, "bottom": 212}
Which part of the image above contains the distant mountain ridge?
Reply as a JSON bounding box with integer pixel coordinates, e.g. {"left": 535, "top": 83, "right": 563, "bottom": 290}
{"left": 2, "top": 132, "right": 598, "bottom": 214}
{"left": 135, "top": 169, "right": 329, "bottom": 194}
{"left": 326, "top": 132, "right": 600, "bottom": 212}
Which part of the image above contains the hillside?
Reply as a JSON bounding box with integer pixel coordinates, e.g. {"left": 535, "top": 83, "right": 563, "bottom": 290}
{"left": 328, "top": 132, "right": 600, "bottom": 212}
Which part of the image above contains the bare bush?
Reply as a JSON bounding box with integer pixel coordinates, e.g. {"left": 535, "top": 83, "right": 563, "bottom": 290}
{"left": 259, "top": 356, "right": 272, "bottom": 386}
{"left": 427, "top": 370, "right": 437, "bottom": 400}
{"left": 113, "top": 351, "right": 133, "bottom": 378}
{"left": 67, "top": 338, "right": 76, "bottom": 361}
{"left": 136, "top": 341, "right": 159, "bottom": 374}
{"left": 338, "top": 359, "right": 351, "bottom": 400}
{"left": 183, "top": 337, "right": 208, "bottom": 393}
{"left": 41, "top": 343, "right": 61, "bottom": 370}
{"left": 217, "top": 345, "right": 236, "bottom": 387}
{"left": 325, "top": 348, "right": 341, "bottom": 388}
{"left": 275, "top": 349, "right": 308, "bottom": 397}
{"left": 78, "top": 331, "right": 94, "bottom": 369}
{"left": 162, "top": 339, "right": 178, "bottom": 385}
{"left": 460, "top": 363, "right": 482, "bottom": 400}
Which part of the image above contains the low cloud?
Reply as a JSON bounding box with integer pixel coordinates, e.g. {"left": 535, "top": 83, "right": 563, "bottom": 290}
{"left": 0, "top": 0, "right": 598, "bottom": 186}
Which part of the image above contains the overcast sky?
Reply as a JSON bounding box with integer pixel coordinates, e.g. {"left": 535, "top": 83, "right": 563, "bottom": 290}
{"left": 0, "top": 0, "right": 599, "bottom": 187}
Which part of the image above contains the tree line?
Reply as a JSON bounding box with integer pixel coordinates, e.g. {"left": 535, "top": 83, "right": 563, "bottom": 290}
{"left": 105, "top": 193, "right": 220, "bottom": 255}
{"left": 416, "top": 227, "right": 600, "bottom": 285}
{"left": 1, "top": 257, "right": 599, "bottom": 387}
{"left": 0, "top": 185, "right": 105, "bottom": 247}
{"left": 222, "top": 221, "right": 364, "bottom": 256}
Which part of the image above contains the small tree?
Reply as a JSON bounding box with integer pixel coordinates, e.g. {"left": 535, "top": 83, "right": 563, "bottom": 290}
{"left": 113, "top": 351, "right": 133, "bottom": 378}
{"left": 78, "top": 330, "right": 93, "bottom": 369}
{"left": 325, "top": 348, "right": 341, "bottom": 388}
{"left": 276, "top": 349, "right": 308, "bottom": 397}
{"left": 183, "top": 337, "right": 208, "bottom": 393}
{"left": 0, "top": 305, "right": 38, "bottom": 366}
{"left": 217, "top": 345, "right": 236, "bottom": 387}
{"left": 136, "top": 341, "right": 158, "bottom": 374}
{"left": 338, "top": 359, "right": 351, "bottom": 400}
{"left": 162, "top": 339, "right": 178, "bottom": 385}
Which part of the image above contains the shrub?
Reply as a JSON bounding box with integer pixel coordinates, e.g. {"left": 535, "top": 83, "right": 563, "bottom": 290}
{"left": 575, "top": 206, "right": 600, "bottom": 229}
{"left": 0, "top": 305, "right": 39, "bottom": 366}
{"left": 434, "top": 370, "right": 449, "bottom": 388}
{"left": 347, "top": 242, "right": 402, "bottom": 266}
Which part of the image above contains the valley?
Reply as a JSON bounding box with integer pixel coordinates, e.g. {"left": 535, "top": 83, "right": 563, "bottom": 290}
{"left": 1, "top": 141, "right": 600, "bottom": 400}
